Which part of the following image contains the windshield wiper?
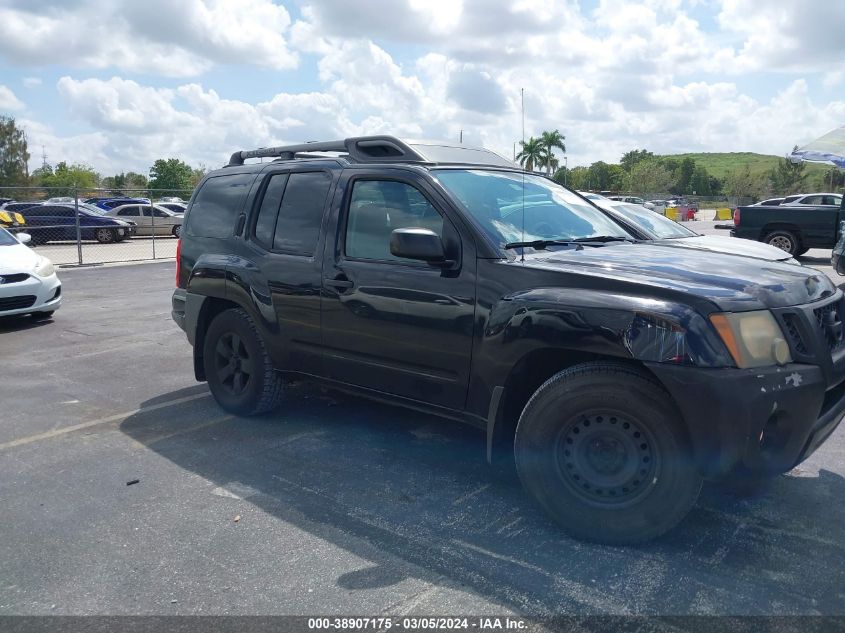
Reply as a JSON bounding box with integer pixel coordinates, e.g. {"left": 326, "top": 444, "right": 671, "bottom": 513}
{"left": 572, "top": 235, "right": 633, "bottom": 243}
{"left": 504, "top": 236, "right": 632, "bottom": 250}
{"left": 504, "top": 239, "right": 584, "bottom": 251}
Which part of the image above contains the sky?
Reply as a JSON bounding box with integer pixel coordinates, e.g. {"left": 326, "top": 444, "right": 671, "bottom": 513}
{"left": 0, "top": 0, "right": 843, "bottom": 176}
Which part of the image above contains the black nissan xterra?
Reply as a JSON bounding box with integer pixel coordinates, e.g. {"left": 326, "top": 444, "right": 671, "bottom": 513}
{"left": 172, "top": 136, "right": 845, "bottom": 544}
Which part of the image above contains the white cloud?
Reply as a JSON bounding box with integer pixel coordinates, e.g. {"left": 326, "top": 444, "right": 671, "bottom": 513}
{"left": 0, "top": 85, "right": 25, "bottom": 111}
{"left": 6, "top": 0, "right": 844, "bottom": 176}
{"left": 22, "top": 77, "right": 42, "bottom": 88}
{"left": 0, "top": 0, "right": 297, "bottom": 77}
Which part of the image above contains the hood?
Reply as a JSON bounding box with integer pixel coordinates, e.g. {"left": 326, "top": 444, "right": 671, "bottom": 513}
{"left": 652, "top": 234, "right": 793, "bottom": 262}
{"left": 524, "top": 242, "right": 833, "bottom": 311}
{"left": 0, "top": 241, "right": 39, "bottom": 274}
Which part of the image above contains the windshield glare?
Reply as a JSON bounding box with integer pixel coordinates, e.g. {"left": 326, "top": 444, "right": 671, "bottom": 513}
{"left": 607, "top": 203, "right": 695, "bottom": 239}
{"left": 434, "top": 169, "right": 631, "bottom": 250}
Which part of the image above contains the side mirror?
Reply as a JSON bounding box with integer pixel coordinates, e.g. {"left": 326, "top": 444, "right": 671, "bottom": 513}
{"left": 390, "top": 228, "right": 450, "bottom": 265}
{"left": 17, "top": 232, "right": 32, "bottom": 245}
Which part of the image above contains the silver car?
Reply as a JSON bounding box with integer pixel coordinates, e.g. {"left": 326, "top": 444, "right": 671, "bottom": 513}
{"left": 106, "top": 204, "right": 183, "bottom": 237}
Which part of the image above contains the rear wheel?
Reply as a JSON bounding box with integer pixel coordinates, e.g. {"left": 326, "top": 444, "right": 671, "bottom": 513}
{"left": 514, "top": 362, "right": 702, "bottom": 544}
{"left": 202, "top": 308, "right": 284, "bottom": 415}
{"left": 95, "top": 227, "right": 116, "bottom": 243}
{"left": 764, "top": 230, "right": 799, "bottom": 255}
{"left": 795, "top": 247, "right": 809, "bottom": 257}
{"left": 172, "top": 225, "right": 182, "bottom": 238}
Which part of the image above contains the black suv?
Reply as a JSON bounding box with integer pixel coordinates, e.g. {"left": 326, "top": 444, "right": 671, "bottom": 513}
{"left": 172, "top": 136, "right": 845, "bottom": 544}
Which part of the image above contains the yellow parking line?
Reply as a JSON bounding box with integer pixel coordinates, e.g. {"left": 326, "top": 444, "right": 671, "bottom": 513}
{"left": 0, "top": 393, "right": 210, "bottom": 451}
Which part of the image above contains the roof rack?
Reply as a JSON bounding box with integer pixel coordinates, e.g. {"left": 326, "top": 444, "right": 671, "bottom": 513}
{"left": 228, "top": 135, "right": 428, "bottom": 167}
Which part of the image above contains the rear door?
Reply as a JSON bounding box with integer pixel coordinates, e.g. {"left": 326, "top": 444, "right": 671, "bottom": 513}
{"left": 319, "top": 169, "right": 477, "bottom": 410}
{"left": 236, "top": 167, "right": 337, "bottom": 376}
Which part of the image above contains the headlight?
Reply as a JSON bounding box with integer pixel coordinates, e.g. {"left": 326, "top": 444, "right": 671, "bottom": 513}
{"left": 34, "top": 256, "right": 55, "bottom": 277}
{"left": 710, "top": 310, "right": 792, "bottom": 368}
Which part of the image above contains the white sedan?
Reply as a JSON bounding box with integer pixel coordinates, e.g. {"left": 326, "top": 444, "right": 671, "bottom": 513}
{"left": 0, "top": 229, "right": 62, "bottom": 318}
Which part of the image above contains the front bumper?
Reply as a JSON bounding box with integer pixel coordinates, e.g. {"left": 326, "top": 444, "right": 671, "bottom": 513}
{"left": 0, "top": 273, "right": 62, "bottom": 316}
{"left": 648, "top": 361, "right": 845, "bottom": 478}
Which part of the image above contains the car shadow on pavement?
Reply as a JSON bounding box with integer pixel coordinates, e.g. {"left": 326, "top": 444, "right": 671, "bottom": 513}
{"left": 0, "top": 314, "right": 54, "bottom": 333}
{"left": 119, "top": 383, "right": 845, "bottom": 615}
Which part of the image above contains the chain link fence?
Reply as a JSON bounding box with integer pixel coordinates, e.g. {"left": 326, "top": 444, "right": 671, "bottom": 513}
{"left": 0, "top": 186, "right": 193, "bottom": 266}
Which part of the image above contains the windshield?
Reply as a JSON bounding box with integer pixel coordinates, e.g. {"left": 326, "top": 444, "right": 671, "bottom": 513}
{"left": 0, "top": 227, "right": 19, "bottom": 246}
{"left": 604, "top": 203, "right": 696, "bottom": 239}
{"left": 78, "top": 202, "right": 107, "bottom": 215}
{"left": 434, "top": 170, "right": 631, "bottom": 250}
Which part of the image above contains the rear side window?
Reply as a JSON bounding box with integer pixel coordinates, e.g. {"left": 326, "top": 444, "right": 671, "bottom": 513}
{"left": 186, "top": 174, "right": 254, "bottom": 238}
{"left": 252, "top": 171, "right": 332, "bottom": 256}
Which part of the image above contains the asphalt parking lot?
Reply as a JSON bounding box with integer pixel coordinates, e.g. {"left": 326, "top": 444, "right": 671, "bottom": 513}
{"left": 2, "top": 261, "right": 845, "bottom": 616}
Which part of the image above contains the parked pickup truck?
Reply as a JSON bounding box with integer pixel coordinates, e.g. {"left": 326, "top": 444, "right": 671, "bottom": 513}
{"left": 732, "top": 195, "right": 845, "bottom": 255}
{"left": 172, "top": 136, "right": 845, "bottom": 544}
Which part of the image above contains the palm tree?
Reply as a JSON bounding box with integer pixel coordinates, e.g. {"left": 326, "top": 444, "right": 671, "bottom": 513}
{"left": 516, "top": 137, "right": 546, "bottom": 172}
{"left": 540, "top": 129, "right": 566, "bottom": 175}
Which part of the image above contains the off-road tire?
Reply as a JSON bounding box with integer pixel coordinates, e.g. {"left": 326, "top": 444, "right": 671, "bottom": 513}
{"left": 203, "top": 308, "right": 284, "bottom": 415}
{"left": 514, "top": 362, "right": 702, "bottom": 545}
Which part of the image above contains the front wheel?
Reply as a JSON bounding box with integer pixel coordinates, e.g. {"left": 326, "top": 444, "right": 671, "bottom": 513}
{"left": 96, "top": 227, "right": 116, "bottom": 243}
{"left": 172, "top": 225, "right": 182, "bottom": 238}
{"left": 764, "top": 230, "right": 799, "bottom": 255}
{"left": 202, "top": 308, "right": 284, "bottom": 415}
{"left": 514, "top": 362, "right": 702, "bottom": 544}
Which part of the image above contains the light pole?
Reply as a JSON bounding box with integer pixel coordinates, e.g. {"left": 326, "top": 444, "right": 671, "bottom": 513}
{"left": 564, "top": 155, "right": 568, "bottom": 187}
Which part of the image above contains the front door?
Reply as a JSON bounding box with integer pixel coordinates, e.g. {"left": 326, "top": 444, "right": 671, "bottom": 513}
{"left": 320, "top": 172, "right": 477, "bottom": 410}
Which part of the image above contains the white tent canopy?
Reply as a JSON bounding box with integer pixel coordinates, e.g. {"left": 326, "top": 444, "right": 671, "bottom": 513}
{"left": 789, "top": 125, "right": 845, "bottom": 168}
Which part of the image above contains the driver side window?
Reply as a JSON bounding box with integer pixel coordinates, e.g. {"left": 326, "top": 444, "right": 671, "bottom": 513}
{"left": 345, "top": 180, "right": 443, "bottom": 262}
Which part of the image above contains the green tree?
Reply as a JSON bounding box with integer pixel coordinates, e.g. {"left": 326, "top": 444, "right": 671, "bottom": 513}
{"left": 190, "top": 164, "right": 208, "bottom": 189}
{"left": 586, "top": 161, "right": 617, "bottom": 190}
{"left": 516, "top": 137, "right": 547, "bottom": 172}
{"left": 102, "top": 171, "right": 148, "bottom": 193}
{"left": 690, "top": 164, "right": 712, "bottom": 196}
{"left": 822, "top": 167, "right": 844, "bottom": 192}
{"left": 37, "top": 161, "right": 99, "bottom": 196}
{"left": 149, "top": 158, "right": 193, "bottom": 196}
{"left": 769, "top": 146, "right": 807, "bottom": 195}
{"left": 619, "top": 149, "right": 654, "bottom": 173}
{"left": 539, "top": 129, "right": 566, "bottom": 175}
{"left": 724, "top": 164, "right": 767, "bottom": 200}
{"left": 0, "top": 116, "right": 30, "bottom": 188}
{"left": 567, "top": 166, "right": 590, "bottom": 190}
{"left": 625, "top": 159, "right": 675, "bottom": 195}
{"left": 674, "top": 157, "right": 696, "bottom": 194}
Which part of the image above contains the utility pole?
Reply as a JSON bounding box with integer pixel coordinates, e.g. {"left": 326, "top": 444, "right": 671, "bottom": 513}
{"left": 41, "top": 145, "right": 48, "bottom": 170}
{"left": 459, "top": 130, "right": 463, "bottom": 144}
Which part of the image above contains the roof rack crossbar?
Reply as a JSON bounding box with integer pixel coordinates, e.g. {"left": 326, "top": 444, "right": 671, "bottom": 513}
{"left": 227, "top": 136, "right": 428, "bottom": 166}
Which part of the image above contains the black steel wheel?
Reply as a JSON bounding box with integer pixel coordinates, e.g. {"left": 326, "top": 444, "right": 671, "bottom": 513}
{"left": 556, "top": 413, "right": 659, "bottom": 507}
{"left": 514, "top": 362, "right": 702, "bottom": 544}
{"left": 203, "top": 308, "right": 284, "bottom": 415}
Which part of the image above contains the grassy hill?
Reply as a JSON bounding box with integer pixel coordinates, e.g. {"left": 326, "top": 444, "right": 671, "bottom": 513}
{"left": 658, "top": 151, "right": 834, "bottom": 188}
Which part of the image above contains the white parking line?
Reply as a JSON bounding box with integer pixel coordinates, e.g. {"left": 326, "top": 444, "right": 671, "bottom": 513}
{"left": 0, "top": 392, "right": 209, "bottom": 451}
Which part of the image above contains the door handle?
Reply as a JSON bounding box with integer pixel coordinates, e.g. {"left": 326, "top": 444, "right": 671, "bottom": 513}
{"left": 324, "top": 277, "right": 354, "bottom": 290}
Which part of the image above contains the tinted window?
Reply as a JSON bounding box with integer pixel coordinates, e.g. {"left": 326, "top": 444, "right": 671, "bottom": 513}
{"left": 272, "top": 172, "right": 331, "bottom": 255}
{"left": 117, "top": 207, "right": 140, "bottom": 216}
{"left": 21, "top": 207, "right": 46, "bottom": 217}
{"left": 42, "top": 206, "right": 74, "bottom": 218}
{"left": 186, "top": 174, "right": 254, "bottom": 239}
{"left": 253, "top": 173, "right": 288, "bottom": 249}
{"left": 800, "top": 196, "right": 821, "bottom": 205}
{"left": 345, "top": 180, "right": 443, "bottom": 262}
